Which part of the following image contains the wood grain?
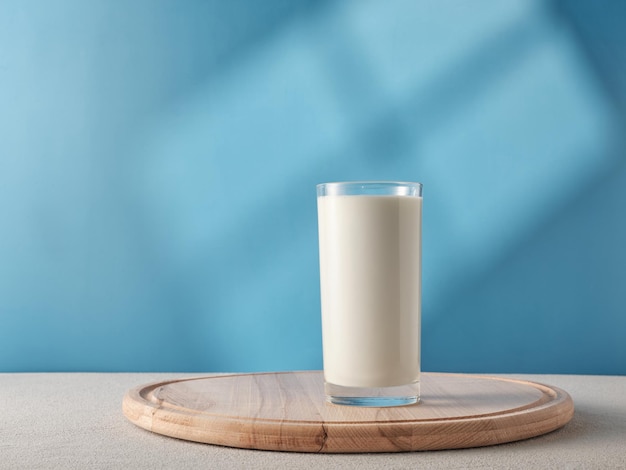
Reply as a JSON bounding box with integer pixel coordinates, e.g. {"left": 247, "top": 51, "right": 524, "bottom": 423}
{"left": 122, "top": 371, "right": 574, "bottom": 453}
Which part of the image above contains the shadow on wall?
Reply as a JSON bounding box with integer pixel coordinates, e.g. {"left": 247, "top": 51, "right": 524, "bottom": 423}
{"left": 0, "top": 0, "right": 625, "bottom": 374}
{"left": 424, "top": 0, "right": 626, "bottom": 375}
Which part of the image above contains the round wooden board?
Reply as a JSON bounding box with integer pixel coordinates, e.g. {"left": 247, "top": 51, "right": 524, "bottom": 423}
{"left": 123, "top": 371, "right": 574, "bottom": 453}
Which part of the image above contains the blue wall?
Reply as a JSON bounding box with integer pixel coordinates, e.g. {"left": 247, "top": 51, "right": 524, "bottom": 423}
{"left": 1, "top": 0, "right": 625, "bottom": 373}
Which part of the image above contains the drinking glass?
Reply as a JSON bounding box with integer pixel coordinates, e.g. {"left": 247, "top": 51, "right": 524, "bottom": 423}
{"left": 317, "top": 181, "right": 422, "bottom": 406}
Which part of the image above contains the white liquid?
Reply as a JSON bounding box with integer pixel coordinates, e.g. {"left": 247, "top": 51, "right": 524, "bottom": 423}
{"left": 318, "top": 195, "right": 422, "bottom": 388}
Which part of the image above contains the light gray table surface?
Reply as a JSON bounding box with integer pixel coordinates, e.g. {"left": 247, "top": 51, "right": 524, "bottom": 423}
{"left": 1, "top": 372, "right": 625, "bottom": 469}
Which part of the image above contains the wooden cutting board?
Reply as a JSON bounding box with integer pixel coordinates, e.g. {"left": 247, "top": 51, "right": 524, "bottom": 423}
{"left": 122, "top": 371, "right": 574, "bottom": 453}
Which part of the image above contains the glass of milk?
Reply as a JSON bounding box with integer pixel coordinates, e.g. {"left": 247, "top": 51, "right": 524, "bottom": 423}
{"left": 317, "top": 181, "right": 422, "bottom": 406}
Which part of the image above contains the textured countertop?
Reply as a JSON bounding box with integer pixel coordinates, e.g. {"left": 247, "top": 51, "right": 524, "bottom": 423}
{"left": 1, "top": 373, "right": 625, "bottom": 469}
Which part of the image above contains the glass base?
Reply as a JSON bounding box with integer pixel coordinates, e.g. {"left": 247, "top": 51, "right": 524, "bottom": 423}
{"left": 325, "top": 381, "right": 420, "bottom": 407}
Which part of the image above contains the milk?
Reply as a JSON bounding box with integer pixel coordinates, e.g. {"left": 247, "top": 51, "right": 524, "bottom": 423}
{"left": 318, "top": 194, "right": 422, "bottom": 388}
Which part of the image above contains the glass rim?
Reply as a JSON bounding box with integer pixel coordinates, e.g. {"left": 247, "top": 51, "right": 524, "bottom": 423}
{"left": 317, "top": 181, "right": 422, "bottom": 197}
